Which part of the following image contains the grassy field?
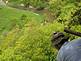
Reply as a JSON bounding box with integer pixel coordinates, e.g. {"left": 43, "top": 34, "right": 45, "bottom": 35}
{"left": 0, "top": 6, "right": 65, "bottom": 61}
{"left": 0, "top": 6, "right": 44, "bottom": 34}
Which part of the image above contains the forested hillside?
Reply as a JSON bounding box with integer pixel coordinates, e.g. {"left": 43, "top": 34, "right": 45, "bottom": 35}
{"left": 0, "top": 0, "right": 81, "bottom": 61}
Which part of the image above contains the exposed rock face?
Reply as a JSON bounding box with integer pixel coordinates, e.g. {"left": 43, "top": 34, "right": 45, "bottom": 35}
{"left": 0, "top": 0, "right": 6, "bottom": 6}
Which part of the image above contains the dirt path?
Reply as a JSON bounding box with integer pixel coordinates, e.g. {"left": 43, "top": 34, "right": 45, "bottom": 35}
{"left": 28, "top": 7, "right": 56, "bottom": 23}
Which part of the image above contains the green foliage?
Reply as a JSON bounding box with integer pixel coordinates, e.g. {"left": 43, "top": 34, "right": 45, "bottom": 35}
{"left": 49, "top": 0, "right": 64, "bottom": 17}
{"left": 54, "top": 1, "right": 81, "bottom": 40}
{"left": 1, "top": 0, "right": 81, "bottom": 61}
{"left": 69, "top": 25, "right": 81, "bottom": 40}
{"left": 0, "top": 19, "right": 64, "bottom": 61}
{"left": 57, "top": 2, "right": 81, "bottom": 28}
{"left": 57, "top": 3, "right": 77, "bottom": 24}
{"left": 0, "top": 6, "right": 63, "bottom": 61}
